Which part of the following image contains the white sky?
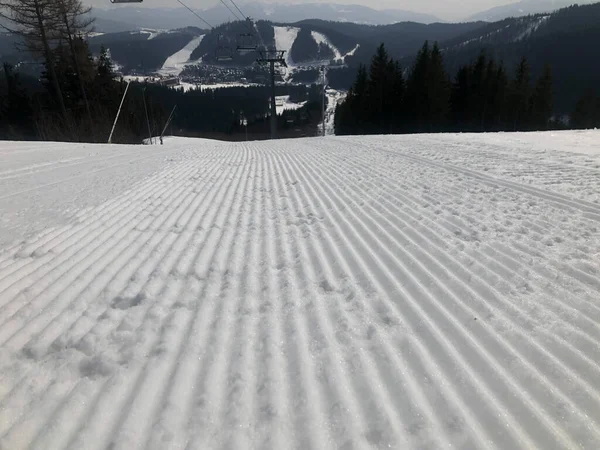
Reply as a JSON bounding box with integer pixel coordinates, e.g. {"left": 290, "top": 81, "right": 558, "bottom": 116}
{"left": 85, "top": 0, "right": 517, "bottom": 21}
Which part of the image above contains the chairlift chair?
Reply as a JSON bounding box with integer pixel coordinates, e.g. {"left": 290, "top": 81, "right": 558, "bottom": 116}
{"left": 215, "top": 34, "right": 234, "bottom": 62}
{"left": 237, "top": 33, "right": 257, "bottom": 55}
{"left": 216, "top": 46, "right": 234, "bottom": 61}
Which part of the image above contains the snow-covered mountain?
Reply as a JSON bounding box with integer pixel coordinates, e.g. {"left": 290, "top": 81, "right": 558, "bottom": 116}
{"left": 467, "top": 0, "right": 596, "bottom": 22}
{"left": 92, "top": 2, "right": 442, "bottom": 30}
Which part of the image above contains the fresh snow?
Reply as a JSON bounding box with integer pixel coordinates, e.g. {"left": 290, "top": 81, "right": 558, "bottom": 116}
{"left": 159, "top": 35, "right": 205, "bottom": 76}
{"left": 1, "top": 132, "right": 600, "bottom": 449}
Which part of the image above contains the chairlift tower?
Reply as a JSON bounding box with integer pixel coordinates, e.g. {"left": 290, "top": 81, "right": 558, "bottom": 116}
{"left": 257, "top": 49, "right": 287, "bottom": 140}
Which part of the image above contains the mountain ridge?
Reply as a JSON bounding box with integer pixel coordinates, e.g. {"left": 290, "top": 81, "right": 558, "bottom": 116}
{"left": 467, "top": 0, "right": 596, "bottom": 22}
{"left": 91, "top": 2, "right": 442, "bottom": 31}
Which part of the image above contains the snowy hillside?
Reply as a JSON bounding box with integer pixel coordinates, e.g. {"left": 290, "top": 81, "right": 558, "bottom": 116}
{"left": 1, "top": 132, "right": 600, "bottom": 449}
{"left": 159, "top": 35, "right": 205, "bottom": 76}
{"left": 273, "top": 25, "right": 300, "bottom": 66}
{"left": 468, "top": 0, "right": 595, "bottom": 22}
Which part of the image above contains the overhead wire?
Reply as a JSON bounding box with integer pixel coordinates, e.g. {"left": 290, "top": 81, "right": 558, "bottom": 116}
{"left": 219, "top": 0, "right": 244, "bottom": 22}
{"left": 225, "top": 0, "right": 266, "bottom": 49}
{"left": 227, "top": 0, "right": 248, "bottom": 21}
{"left": 176, "top": 0, "right": 267, "bottom": 60}
{"left": 176, "top": 0, "right": 214, "bottom": 29}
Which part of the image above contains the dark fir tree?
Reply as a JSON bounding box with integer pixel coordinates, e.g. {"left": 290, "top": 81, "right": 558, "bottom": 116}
{"left": 0, "top": 63, "right": 33, "bottom": 138}
{"left": 509, "top": 57, "right": 531, "bottom": 131}
{"left": 405, "top": 41, "right": 430, "bottom": 131}
{"left": 389, "top": 60, "right": 405, "bottom": 132}
{"left": 451, "top": 65, "right": 471, "bottom": 130}
{"left": 529, "top": 64, "right": 554, "bottom": 130}
{"left": 487, "top": 61, "right": 509, "bottom": 131}
{"left": 570, "top": 89, "right": 600, "bottom": 129}
{"left": 367, "top": 43, "right": 391, "bottom": 133}
{"left": 469, "top": 53, "right": 488, "bottom": 130}
{"left": 426, "top": 42, "right": 450, "bottom": 131}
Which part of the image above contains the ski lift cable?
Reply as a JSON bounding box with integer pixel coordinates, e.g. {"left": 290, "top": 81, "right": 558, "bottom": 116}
{"left": 176, "top": 0, "right": 214, "bottom": 29}
{"left": 219, "top": 0, "right": 244, "bottom": 22}
{"left": 228, "top": 0, "right": 258, "bottom": 35}
{"left": 227, "top": 0, "right": 248, "bottom": 22}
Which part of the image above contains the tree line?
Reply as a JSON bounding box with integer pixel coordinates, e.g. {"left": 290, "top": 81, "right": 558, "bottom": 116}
{"left": 335, "top": 42, "right": 599, "bottom": 135}
{"left": 0, "top": 0, "right": 142, "bottom": 141}
{"left": 0, "top": 1, "right": 324, "bottom": 142}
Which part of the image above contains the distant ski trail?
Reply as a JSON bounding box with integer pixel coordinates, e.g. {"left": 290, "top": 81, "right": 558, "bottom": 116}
{"left": 160, "top": 34, "right": 205, "bottom": 76}
{"left": 1, "top": 133, "right": 600, "bottom": 449}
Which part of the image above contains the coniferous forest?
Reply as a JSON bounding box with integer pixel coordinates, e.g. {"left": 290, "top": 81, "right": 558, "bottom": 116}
{"left": 334, "top": 42, "right": 600, "bottom": 136}
{"left": 0, "top": 41, "right": 323, "bottom": 143}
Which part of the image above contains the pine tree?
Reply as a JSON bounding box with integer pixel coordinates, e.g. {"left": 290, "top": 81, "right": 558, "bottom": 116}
{"left": 570, "top": 89, "right": 600, "bottom": 129}
{"left": 451, "top": 65, "right": 471, "bottom": 130}
{"left": 406, "top": 41, "right": 430, "bottom": 131}
{"left": 470, "top": 52, "right": 487, "bottom": 130}
{"left": 1, "top": 63, "right": 33, "bottom": 137}
{"left": 529, "top": 64, "right": 554, "bottom": 130}
{"left": 427, "top": 42, "right": 450, "bottom": 131}
{"left": 509, "top": 57, "right": 531, "bottom": 131}
{"left": 335, "top": 64, "right": 368, "bottom": 135}
{"left": 55, "top": 0, "right": 95, "bottom": 129}
{"left": 95, "top": 45, "right": 118, "bottom": 106}
{"left": 489, "top": 63, "right": 509, "bottom": 131}
{"left": 388, "top": 60, "right": 405, "bottom": 132}
{"left": 367, "top": 43, "right": 391, "bottom": 133}
{"left": 481, "top": 58, "right": 498, "bottom": 130}
{"left": 0, "top": 0, "right": 69, "bottom": 123}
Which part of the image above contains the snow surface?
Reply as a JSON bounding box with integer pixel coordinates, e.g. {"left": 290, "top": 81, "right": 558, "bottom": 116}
{"left": 275, "top": 95, "right": 307, "bottom": 115}
{"left": 273, "top": 26, "right": 300, "bottom": 81}
{"left": 159, "top": 35, "right": 205, "bottom": 76}
{"left": 311, "top": 31, "right": 343, "bottom": 61}
{"left": 177, "top": 82, "right": 261, "bottom": 93}
{"left": 318, "top": 88, "right": 347, "bottom": 135}
{"left": 1, "top": 132, "right": 600, "bottom": 449}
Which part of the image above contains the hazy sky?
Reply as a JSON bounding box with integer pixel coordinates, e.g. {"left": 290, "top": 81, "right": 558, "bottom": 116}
{"left": 85, "top": 0, "right": 517, "bottom": 21}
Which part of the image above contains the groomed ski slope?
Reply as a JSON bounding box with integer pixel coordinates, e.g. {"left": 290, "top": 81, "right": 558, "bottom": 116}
{"left": 1, "top": 132, "right": 600, "bottom": 449}
{"left": 160, "top": 35, "right": 205, "bottom": 76}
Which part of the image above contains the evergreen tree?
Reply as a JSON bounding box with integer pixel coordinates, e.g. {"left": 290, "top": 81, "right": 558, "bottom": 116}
{"left": 55, "top": 0, "right": 95, "bottom": 129}
{"left": 0, "top": 0, "right": 69, "bottom": 123}
{"left": 335, "top": 64, "right": 368, "bottom": 135}
{"left": 530, "top": 64, "right": 554, "bottom": 130}
{"left": 451, "top": 65, "right": 471, "bottom": 130}
{"left": 570, "top": 89, "right": 600, "bottom": 129}
{"left": 509, "top": 57, "right": 531, "bottom": 131}
{"left": 0, "top": 63, "right": 33, "bottom": 138}
{"left": 367, "top": 43, "right": 391, "bottom": 133}
{"left": 405, "top": 41, "right": 431, "bottom": 131}
{"left": 427, "top": 42, "right": 450, "bottom": 131}
{"left": 470, "top": 52, "right": 487, "bottom": 130}
{"left": 486, "top": 60, "right": 508, "bottom": 131}
{"left": 389, "top": 60, "right": 405, "bottom": 132}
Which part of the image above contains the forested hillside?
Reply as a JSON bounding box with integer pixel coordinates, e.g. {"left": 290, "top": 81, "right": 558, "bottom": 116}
{"left": 431, "top": 3, "right": 600, "bottom": 113}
